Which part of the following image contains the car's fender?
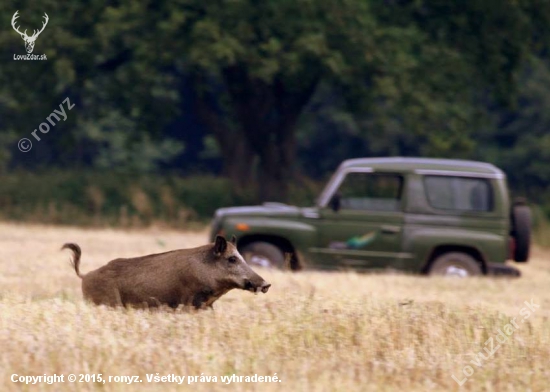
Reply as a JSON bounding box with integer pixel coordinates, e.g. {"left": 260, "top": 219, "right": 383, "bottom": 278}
{"left": 405, "top": 226, "right": 508, "bottom": 271}
{"left": 220, "top": 217, "right": 318, "bottom": 257}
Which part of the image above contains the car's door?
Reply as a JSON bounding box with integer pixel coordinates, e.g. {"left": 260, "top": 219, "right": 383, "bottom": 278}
{"left": 311, "top": 170, "right": 406, "bottom": 270}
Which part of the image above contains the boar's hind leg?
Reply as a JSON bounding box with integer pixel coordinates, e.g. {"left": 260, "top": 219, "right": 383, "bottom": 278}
{"left": 83, "top": 280, "right": 124, "bottom": 307}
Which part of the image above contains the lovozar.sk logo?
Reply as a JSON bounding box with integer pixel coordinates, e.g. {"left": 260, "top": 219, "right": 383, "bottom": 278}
{"left": 11, "top": 10, "right": 48, "bottom": 61}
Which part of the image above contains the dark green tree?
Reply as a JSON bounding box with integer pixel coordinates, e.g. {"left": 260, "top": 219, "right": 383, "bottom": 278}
{"left": 163, "top": 0, "right": 549, "bottom": 200}
{"left": 1, "top": 0, "right": 549, "bottom": 201}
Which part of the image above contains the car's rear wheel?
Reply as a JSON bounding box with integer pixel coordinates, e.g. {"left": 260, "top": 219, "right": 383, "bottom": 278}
{"left": 511, "top": 203, "right": 531, "bottom": 262}
{"left": 428, "top": 252, "right": 482, "bottom": 277}
{"left": 240, "top": 242, "right": 286, "bottom": 269}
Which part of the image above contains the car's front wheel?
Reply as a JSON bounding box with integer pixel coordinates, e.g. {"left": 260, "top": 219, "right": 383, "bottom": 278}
{"left": 240, "top": 242, "right": 286, "bottom": 269}
{"left": 427, "top": 252, "right": 482, "bottom": 277}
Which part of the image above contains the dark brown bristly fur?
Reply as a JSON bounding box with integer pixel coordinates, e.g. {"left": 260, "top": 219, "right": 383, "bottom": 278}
{"left": 61, "top": 236, "right": 270, "bottom": 310}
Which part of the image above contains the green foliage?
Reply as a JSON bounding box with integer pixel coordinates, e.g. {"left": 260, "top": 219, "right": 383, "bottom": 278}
{"left": 0, "top": 0, "right": 549, "bottom": 206}
{"left": 0, "top": 170, "right": 322, "bottom": 227}
{"left": 0, "top": 0, "right": 184, "bottom": 172}
{"left": 476, "top": 58, "right": 550, "bottom": 208}
{"left": 79, "top": 112, "right": 184, "bottom": 171}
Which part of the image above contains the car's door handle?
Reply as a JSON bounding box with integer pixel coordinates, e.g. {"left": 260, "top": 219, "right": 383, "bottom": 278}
{"left": 381, "top": 225, "right": 401, "bottom": 234}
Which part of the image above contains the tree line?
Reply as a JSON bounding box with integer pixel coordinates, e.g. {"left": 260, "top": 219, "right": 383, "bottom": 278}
{"left": 0, "top": 0, "right": 549, "bottom": 206}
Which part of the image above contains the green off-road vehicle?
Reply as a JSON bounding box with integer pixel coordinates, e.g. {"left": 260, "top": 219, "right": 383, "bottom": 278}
{"left": 210, "top": 158, "right": 531, "bottom": 277}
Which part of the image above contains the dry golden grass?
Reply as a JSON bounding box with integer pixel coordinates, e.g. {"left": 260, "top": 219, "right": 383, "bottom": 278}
{"left": 1, "top": 222, "right": 549, "bottom": 391}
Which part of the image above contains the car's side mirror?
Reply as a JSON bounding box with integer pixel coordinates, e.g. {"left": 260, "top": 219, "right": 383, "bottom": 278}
{"left": 329, "top": 193, "right": 341, "bottom": 212}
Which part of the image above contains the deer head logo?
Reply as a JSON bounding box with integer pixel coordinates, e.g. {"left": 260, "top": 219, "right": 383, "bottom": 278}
{"left": 11, "top": 11, "right": 49, "bottom": 54}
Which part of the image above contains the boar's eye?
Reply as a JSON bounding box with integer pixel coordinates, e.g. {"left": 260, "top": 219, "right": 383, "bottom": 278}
{"left": 228, "top": 256, "right": 237, "bottom": 264}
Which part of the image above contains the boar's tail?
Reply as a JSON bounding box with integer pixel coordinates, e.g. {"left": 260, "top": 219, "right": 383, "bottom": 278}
{"left": 61, "top": 243, "right": 83, "bottom": 279}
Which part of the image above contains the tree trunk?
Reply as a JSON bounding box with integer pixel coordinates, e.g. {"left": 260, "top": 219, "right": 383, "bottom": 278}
{"left": 194, "top": 90, "right": 255, "bottom": 191}
{"left": 222, "top": 137, "right": 255, "bottom": 193}
{"left": 257, "top": 125, "right": 296, "bottom": 202}
{"left": 222, "top": 66, "right": 319, "bottom": 202}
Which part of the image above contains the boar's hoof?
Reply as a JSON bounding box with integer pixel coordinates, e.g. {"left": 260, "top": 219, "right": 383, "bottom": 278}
{"left": 261, "top": 283, "right": 271, "bottom": 293}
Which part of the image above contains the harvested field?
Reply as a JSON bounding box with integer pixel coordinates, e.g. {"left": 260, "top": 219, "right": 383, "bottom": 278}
{"left": 0, "top": 222, "right": 549, "bottom": 391}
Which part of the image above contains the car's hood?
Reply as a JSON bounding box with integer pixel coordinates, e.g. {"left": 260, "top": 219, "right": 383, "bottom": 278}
{"left": 214, "top": 202, "right": 304, "bottom": 218}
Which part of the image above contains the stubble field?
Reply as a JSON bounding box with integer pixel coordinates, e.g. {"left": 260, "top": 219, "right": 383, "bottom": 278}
{"left": 0, "top": 222, "right": 549, "bottom": 391}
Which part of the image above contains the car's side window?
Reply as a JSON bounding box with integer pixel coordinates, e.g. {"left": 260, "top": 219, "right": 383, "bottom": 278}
{"left": 338, "top": 173, "right": 403, "bottom": 211}
{"left": 424, "top": 176, "right": 493, "bottom": 212}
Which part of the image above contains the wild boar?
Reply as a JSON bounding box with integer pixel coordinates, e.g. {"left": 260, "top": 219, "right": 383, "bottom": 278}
{"left": 62, "top": 235, "right": 270, "bottom": 309}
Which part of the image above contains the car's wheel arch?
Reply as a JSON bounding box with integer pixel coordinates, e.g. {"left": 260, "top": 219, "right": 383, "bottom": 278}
{"left": 236, "top": 234, "right": 301, "bottom": 270}
{"left": 422, "top": 245, "right": 487, "bottom": 275}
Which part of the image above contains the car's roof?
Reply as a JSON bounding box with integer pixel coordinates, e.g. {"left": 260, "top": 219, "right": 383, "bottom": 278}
{"left": 340, "top": 157, "right": 504, "bottom": 176}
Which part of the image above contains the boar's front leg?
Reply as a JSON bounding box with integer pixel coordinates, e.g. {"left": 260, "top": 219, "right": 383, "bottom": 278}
{"left": 192, "top": 288, "right": 215, "bottom": 310}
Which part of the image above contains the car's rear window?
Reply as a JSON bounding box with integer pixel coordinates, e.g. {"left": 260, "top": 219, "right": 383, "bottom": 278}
{"left": 424, "top": 176, "right": 493, "bottom": 212}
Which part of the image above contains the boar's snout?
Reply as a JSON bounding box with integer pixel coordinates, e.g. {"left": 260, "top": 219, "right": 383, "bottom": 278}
{"left": 243, "top": 279, "right": 271, "bottom": 294}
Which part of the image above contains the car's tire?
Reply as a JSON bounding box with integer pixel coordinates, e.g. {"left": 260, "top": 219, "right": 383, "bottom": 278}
{"left": 240, "top": 242, "right": 286, "bottom": 269}
{"left": 511, "top": 204, "right": 531, "bottom": 262}
{"left": 428, "top": 252, "right": 482, "bottom": 277}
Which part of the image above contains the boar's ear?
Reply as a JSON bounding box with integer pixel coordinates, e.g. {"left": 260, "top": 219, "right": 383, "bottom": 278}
{"left": 214, "top": 235, "right": 227, "bottom": 257}
{"left": 230, "top": 235, "right": 237, "bottom": 245}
